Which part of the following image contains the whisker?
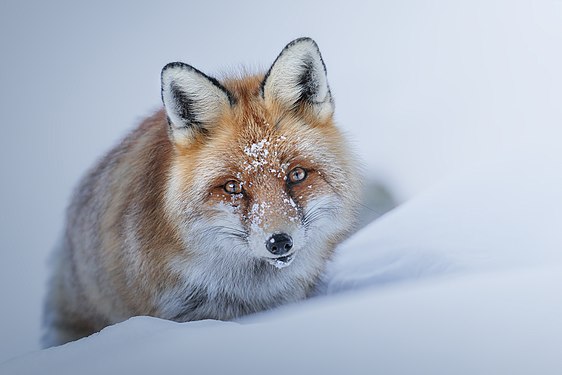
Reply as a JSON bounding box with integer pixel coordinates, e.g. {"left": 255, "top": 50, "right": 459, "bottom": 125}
{"left": 202, "top": 225, "right": 249, "bottom": 244}
{"left": 302, "top": 204, "right": 339, "bottom": 228}
{"left": 354, "top": 200, "right": 386, "bottom": 217}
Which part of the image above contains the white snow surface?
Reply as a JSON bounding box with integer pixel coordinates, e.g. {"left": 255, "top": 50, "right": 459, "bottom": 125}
{"left": 2, "top": 146, "right": 562, "bottom": 374}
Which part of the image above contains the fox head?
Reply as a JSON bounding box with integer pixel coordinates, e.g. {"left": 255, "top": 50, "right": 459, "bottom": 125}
{"left": 160, "top": 38, "right": 359, "bottom": 274}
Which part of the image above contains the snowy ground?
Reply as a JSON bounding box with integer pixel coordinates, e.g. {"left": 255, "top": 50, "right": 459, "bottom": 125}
{"left": 1, "top": 0, "right": 562, "bottom": 369}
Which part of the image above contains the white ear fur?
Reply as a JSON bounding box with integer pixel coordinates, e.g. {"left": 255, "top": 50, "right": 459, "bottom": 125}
{"left": 161, "top": 62, "right": 232, "bottom": 142}
{"left": 261, "top": 38, "right": 333, "bottom": 118}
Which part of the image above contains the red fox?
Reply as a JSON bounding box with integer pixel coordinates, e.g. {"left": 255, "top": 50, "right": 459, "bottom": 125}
{"left": 43, "top": 37, "right": 361, "bottom": 346}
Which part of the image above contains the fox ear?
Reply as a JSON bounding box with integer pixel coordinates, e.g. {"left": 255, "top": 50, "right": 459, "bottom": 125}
{"left": 261, "top": 38, "right": 333, "bottom": 118}
{"left": 161, "top": 62, "right": 233, "bottom": 143}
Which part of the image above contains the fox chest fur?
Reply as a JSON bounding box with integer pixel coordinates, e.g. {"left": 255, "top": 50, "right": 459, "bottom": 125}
{"left": 43, "top": 38, "right": 360, "bottom": 347}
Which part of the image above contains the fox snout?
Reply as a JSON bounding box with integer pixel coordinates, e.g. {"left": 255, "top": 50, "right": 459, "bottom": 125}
{"left": 266, "top": 233, "right": 293, "bottom": 256}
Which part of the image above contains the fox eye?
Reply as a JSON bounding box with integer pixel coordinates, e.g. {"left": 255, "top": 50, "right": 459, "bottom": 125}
{"left": 224, "top": 180, "right": 243, "bottom": 194}
{"left": 288, "top": 167, "right": 307, "bottom": 184}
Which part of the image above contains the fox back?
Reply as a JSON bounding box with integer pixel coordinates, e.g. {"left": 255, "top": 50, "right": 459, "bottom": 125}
{"left": 43, "top": 38, "right": 361, "bottom": 347}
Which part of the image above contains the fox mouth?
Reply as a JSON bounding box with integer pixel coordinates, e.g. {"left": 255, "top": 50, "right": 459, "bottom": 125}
{"left": 265, "top": 253, "right": 295, "bottom": 269}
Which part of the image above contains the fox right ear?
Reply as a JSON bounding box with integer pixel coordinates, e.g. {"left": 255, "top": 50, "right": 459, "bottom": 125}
{"left": 261, "top": 38, "right": 334, "bottom": 119}
{"left": 161, "top": 62, "right": 233, "bottom": 145}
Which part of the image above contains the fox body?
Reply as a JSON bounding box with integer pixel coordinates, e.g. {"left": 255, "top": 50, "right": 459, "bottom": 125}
{"left": 43, "top": 38, "right": 360, "bottom": 346}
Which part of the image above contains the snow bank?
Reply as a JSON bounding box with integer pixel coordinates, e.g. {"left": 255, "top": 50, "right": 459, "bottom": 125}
{"left": 3, "top": 147, "right": 562, "bottom": 374}
{"left": 4, "top": 266, "right": 562, "bottom": 375}
{"left": 321, "top": 145, "right": 562, "bottom": 295}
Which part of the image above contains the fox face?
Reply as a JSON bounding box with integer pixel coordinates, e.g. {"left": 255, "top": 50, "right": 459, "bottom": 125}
{"left": 161, "top": 39, "right": 359, "bottom": 282}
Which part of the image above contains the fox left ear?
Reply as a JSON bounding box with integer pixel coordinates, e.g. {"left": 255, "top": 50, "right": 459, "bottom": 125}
{"left": 161, "top": 62, "right": 233, "bottom": 145}
{"left": 261, "top": 38, "right": 334, "bottom": 119}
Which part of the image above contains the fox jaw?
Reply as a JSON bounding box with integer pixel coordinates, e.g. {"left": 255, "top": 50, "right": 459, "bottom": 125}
{"left": 160, "top": 38, "right": 359, "bottom": 306}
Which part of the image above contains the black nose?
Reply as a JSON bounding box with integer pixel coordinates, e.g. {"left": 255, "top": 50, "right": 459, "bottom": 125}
{"left": 266, "top": 233, "right": 293, "bottom": 255}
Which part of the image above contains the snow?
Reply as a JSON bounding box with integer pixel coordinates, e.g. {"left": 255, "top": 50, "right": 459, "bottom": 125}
{"left": 267, "top": 254, "right": 295, "bottom": 269}
{"left": 2, "top": 146, "right": 562, "bottom": 374}
{"left": 5, "top": 268, "right": 562, "bottom": 374}
{"left": 243, "top": 139, "right": 272, "bottom": 170}
{"left": 319, "top": 146, "right": 562, "bottom": 295}
{"left": 2, "top": 0, "right": 562, "bottom": 369}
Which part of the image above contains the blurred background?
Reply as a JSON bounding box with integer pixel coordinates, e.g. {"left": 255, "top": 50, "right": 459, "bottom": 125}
{"left": 1, "top": 0, "right": 561, "bottom": 362}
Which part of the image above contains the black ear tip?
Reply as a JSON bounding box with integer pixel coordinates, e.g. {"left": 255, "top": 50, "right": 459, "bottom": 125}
{"left": 289, "top": 37, "right": 315, "bottom": 44}
{"left": 161, "top": 62, "right": 195, "bottom": 79}
{"left": 285, "top": 37, "right": 319, "bottom": 50}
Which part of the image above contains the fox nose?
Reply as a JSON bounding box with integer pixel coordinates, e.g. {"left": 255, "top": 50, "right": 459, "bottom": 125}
{"left": 266, "top": 233, "right": 293, "bottom": 256}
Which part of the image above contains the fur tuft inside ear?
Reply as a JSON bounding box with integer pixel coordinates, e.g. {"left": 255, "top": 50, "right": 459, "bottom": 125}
{"left": 161, "top": 62, "right": 233, "bottom": 143}
{"left": 261, "top": 38, "right": 333, "bottom": 118}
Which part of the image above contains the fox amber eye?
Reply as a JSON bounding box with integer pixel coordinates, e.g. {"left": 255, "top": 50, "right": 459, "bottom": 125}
{"left": 288, "top": 167, "right": 307, "bottom": 184}
{"left": 224, "top": 180, "right": 243, "bottom": 194}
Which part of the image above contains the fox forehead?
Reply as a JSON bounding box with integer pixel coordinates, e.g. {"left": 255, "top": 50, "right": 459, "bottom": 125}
{"left": 162, "top": 72, "right": 350, "bottom": 234}
{"left": 189, "top": 120, "right": 321, "bottom": 195}
{"left": 176, "top": 74, "right": 334, "bottom": 182}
